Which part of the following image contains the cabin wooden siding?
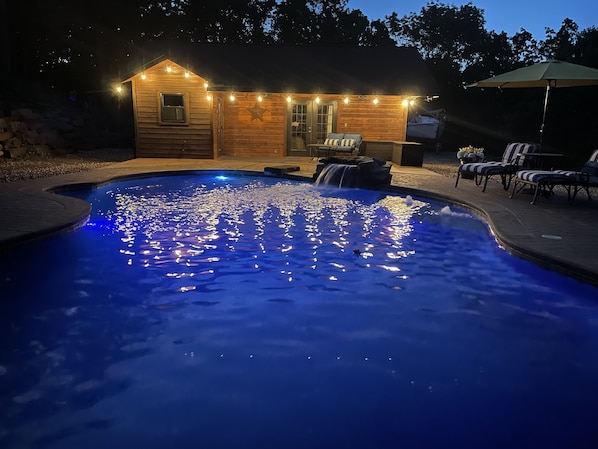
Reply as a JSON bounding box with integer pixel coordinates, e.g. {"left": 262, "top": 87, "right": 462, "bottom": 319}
{"left": 130, "top": 60, "right": 214, "bottom": 159}
{"left": 218, "top": 93, "right": 287, "bottom": 157}
{"left": 216, "top": 93, "right": 409, "bottom": 157}
{"left": 126, "top": 59, "right": 412, "bottom": 158}
{"left": 337, "top": 96, "right": 409, "bottom": 142}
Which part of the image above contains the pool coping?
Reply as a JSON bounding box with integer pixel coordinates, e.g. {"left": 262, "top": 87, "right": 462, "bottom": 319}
{"left": 1, "top": 157, "right": 597, "bottom": 287}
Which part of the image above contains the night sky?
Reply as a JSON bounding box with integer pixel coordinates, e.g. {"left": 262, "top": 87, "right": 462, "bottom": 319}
{"left": 348, "top": 0, "right": 597, "bottom": 38}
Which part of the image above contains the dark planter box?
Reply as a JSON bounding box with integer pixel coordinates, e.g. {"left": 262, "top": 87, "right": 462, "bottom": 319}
{"left": 363, "top": 141, "right": 424, "bottom": 167}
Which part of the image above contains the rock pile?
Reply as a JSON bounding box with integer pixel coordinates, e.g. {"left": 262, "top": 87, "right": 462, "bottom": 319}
{"left": 0, "top": 108, "right": 71, "bottom": 159}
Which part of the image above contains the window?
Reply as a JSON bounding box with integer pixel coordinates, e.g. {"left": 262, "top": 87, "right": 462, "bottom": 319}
{"left": 159, "top": 93, "right": 188, "bottom": 124}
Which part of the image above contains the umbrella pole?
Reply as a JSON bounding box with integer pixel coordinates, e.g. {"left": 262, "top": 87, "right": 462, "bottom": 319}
{"left": 539, "top": 84, "right": 550, "bottom": 146}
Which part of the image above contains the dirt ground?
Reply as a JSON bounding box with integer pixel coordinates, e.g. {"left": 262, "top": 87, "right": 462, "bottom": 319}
{"left": 0, "top": 148, "right": 135, "bottom": 182}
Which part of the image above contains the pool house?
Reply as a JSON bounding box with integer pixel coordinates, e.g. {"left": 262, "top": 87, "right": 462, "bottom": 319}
{"left": 120, "top": 44, "right": 439, "bottom": 164}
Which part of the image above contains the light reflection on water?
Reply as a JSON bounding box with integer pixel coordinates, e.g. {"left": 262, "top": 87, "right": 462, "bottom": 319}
{"left": 101, "top": 181, "right": 423, "bottom": 285}
{"left": 1, "top": 174, "right": 598, "bottom": 449}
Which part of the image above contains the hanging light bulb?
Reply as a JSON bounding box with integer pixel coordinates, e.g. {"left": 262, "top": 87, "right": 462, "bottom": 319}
{"left": 344, "top": 97, "right": 349, "bottom": 104}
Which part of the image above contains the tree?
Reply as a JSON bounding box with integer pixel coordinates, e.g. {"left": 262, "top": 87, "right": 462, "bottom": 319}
{"left": 387, "top": 3, "right": 488, "bottom": 70}
{"left": 510, "top": 29, "right": 542, "bottom": 65}
{"left": 271, "top": 0, "right": 390, "bottom": 45}
{"left": 5, "top": 0, "right": 150, "bottom": 92}
{"left": 0, "top": 0, "right": 9, "bottom": 79}
{"left": 541, "top": 18, "right": 579, "bottom": 60}
{"left": 184, "top": 0, "right": 276, "bottom": 44}
{"left": 575, "top": 27, "right": 598, "bottom": 67}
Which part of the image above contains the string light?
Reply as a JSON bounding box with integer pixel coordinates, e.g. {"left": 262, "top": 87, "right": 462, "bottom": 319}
{"left": 130, "top": 61, "right": 434, "bottom": 112}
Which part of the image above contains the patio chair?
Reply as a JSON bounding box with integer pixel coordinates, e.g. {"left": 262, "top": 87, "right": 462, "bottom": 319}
{"left": 509, "top": 149, "right": 598, "bottom": 205}
{"left": 455, "top": 142, "right": 538, "bottom": 192}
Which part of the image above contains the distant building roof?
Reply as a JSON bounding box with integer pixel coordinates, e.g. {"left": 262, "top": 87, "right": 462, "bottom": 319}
{"left": 124, "top": 44, "right": 439, "bottom": 96}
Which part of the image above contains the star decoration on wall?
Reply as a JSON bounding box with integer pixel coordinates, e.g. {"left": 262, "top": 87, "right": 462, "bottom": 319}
{"left": 248, "top": 102, "right": 267, "bottom": 121}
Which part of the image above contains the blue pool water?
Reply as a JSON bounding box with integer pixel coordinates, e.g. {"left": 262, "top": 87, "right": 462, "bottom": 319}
{"left": 1, "top": 174, "right": 598, "bottom": 449}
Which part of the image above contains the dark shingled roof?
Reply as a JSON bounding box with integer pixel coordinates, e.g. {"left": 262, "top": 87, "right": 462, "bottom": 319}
{"left": 126, "top": 44, "right": 439, "bottom": 96}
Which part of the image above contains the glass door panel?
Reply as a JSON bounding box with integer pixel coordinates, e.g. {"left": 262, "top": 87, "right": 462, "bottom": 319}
{"left": 289, "top": 103, "right": 308, "bottom": 155}
{"left": 287, "top": 100, "right": 336, "bottom": 156}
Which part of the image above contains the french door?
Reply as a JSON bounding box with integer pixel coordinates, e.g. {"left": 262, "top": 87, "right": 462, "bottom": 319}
{"left": 287, "top": 100, "right": 337, "bottom": 156}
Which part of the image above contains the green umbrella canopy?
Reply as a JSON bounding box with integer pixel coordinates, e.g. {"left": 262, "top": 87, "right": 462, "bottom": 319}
{"left": 468, "top": 60, "right": 598, "bottom": 144}
{"left": 468, "top": 60, "right": 598, "bottom": 88}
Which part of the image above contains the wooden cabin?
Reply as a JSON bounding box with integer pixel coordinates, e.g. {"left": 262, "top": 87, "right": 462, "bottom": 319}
{"left": 121, "top": 45, "right": 438, "bottom": 163}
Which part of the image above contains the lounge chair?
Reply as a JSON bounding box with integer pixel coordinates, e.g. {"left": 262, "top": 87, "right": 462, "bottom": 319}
{"left": 455, "top": 142, "right": 538, "bottom": 192}
{"left": 555, "top": 149, "right": 598, "bottom": 202}
{"left": 509, "top": 170, "right": 576, "bottom": 204}
{"left": 509, "top": 149, "right": 598, "bottom": 205}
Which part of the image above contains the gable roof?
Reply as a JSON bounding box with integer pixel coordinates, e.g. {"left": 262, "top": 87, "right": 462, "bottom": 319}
{"left": 124, "top": 44, "right": 439, "bottom": 96}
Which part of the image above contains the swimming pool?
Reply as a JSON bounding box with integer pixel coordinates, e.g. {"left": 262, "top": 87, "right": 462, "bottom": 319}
{"left": 1, "top": 173, "right": 597, "bottom": 448}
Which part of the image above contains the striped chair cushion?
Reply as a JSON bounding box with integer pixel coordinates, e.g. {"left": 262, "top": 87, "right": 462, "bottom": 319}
{"left": 323, "top": 138, "right": 339, "bottom": 146}
{"left": 516, "top": 170, "right": 574, "bottom": 183}
{"left": 339, "top": 138, "right": 355, "bottom": 147}
{"left": 552, "top": 151, "right": 598, "bottom": 184}
{"left": 501, "top": 142, "right": 537, "bottom": 165}
{"left": 460, "top": 161, "right": 507, "bottom": 175}
{"left": 552, "top": 169, "right": 594, "bottom": 184}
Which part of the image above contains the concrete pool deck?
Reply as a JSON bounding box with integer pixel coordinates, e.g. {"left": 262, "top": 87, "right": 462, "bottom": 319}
{"left": 1, "top": 156, "right": 597, "bottom": 286}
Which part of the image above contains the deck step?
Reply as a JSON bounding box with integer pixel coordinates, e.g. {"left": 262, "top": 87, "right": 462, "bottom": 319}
{"left": 263, "top": 165, "right": 300, "bottom": 176}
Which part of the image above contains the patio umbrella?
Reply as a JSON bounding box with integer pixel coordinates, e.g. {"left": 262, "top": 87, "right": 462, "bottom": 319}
{"left": 468, "top": 60, "right": 598, "bottom": 144}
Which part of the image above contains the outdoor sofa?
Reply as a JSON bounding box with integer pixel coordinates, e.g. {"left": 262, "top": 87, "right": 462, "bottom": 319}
{"left": 314, "top": 133, "right": 362, "bottom": 158}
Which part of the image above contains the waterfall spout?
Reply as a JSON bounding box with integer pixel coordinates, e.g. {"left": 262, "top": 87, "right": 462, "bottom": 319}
{"left": 315, "top": 163, "right": 359, "bottom": 187}
{"left": 313, "top": 156, "right": 392, "bottom": 189}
